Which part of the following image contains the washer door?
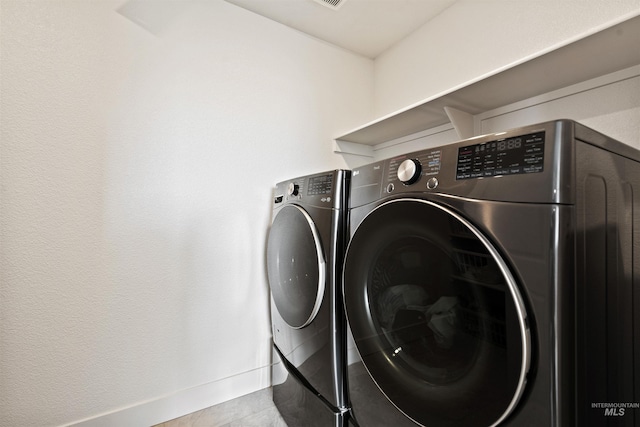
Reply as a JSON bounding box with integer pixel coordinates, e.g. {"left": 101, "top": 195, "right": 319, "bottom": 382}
{"left": 344, "top": 199, "right": 530, "bottom": 427}
{"left": 267, "top": 205, "right": 326, "bottom": 329}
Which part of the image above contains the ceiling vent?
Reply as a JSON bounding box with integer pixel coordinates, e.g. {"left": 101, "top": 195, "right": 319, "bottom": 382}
{"left": 312, "top": 0, "right": 347, "bottom": 11}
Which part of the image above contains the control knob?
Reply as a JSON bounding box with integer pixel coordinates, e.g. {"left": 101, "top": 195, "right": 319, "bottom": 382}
{"left": 397, "top": 159, "right": 422, "bottom": 185}
{"left": 287, "top": 182, "right": 299, "bottom": 196}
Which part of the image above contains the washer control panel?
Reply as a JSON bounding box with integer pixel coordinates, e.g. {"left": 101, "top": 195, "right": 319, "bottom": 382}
{"left": 389, "top": 149, "right": 442, "bottom": 187}
{"left": 456, "top": 132, "right": 545, "bottom": 179}
{"left": 350, "top": 121, "right": 572, "bottom": 206}
{"left": 397, "top": 159, "right": 422, "bottom": 184}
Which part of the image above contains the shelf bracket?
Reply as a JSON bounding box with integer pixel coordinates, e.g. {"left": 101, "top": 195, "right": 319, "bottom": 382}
{"left": 444, "top": 106, "right": 475, "bottom": 140}
{"left": 333, "top": 139, "right": 374, "bottom": 158}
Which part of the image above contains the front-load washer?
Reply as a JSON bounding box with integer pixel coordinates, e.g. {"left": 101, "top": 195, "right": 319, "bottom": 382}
{"left": 343, "top": 120, "right": 639, "bottom": 426}
{"left": 267, "top": 170, "right": 350, "bottom": 426}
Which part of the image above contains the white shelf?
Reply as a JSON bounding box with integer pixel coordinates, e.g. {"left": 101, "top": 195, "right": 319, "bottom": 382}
{"left": 335, "top": 13, "right": 640, "bottom": 156}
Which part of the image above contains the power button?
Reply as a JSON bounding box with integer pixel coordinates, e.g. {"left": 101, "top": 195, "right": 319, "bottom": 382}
{"left": 426, "top": 177, "right": 439, "bottom": 190}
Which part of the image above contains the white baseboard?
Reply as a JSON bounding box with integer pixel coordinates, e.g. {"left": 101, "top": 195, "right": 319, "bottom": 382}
{"left": 67, "top": 366, "right": 271, "bottom": 427}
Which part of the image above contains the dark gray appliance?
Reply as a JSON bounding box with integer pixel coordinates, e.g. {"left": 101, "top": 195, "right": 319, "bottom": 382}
{"left": 343, "top": 120, "right": 639, "bottom": 426}
{"left": 267, "top": 170, "right": 350, "bottom": 426}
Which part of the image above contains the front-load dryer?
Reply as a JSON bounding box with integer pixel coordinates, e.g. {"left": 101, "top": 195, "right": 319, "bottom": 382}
{"left": 267, "top": 170, "right": 350, "bottom": 426}
{"left": 343, "top": 120, "right": 639, "bottom": 426}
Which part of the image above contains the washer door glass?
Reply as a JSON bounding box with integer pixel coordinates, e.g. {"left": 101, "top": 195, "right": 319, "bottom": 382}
{"left": 344, "top": 199, "right": 530, "bottom": 427}
{"left": 267, "top": 205, "right": 325, "bottom": 329}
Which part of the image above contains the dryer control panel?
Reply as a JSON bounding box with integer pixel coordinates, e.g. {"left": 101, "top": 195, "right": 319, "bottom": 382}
{"left": 273, "top": 170, "right": 348, "bottom": 210}
{"left": 307, "top": 174, "right": 334, "bottom": 196}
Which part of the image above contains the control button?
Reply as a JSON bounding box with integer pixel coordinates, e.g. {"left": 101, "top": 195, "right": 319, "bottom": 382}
{"left": 386, "top": 183, "right": 395, "bottom": 193}
{"left": 426, "top": 177, "right": 439, "bottom": 190}
{"left": 287, "top": 183, "right": 299, "bottom": 196}
{"left": 397, "top": 159, "right": 422, "bottom": 185}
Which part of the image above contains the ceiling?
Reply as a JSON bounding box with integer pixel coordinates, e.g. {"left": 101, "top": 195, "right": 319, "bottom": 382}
{"left": 222, "top": 0, "right": 458, "bottom": 59}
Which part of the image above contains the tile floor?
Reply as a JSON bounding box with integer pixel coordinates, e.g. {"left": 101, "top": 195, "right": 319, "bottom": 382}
{"left": 153, "top": 388, "right": 287, "bottom": 427}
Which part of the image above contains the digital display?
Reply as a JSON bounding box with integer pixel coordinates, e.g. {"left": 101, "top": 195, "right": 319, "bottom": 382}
{"left": 456, "top": 132, "right": 545, "bottom": 180}
{"left": 307, "top": 174, "right": 333, "bottom": 195}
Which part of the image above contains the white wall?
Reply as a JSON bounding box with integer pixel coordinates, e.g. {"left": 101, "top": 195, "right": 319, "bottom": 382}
{"left": 374, "top": 0, "right": 640, "bottom": 117}
{"left": 0, "top": 1, "right": 373, "bottom": 425}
